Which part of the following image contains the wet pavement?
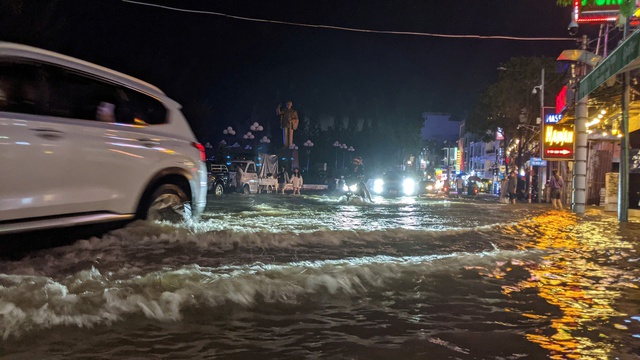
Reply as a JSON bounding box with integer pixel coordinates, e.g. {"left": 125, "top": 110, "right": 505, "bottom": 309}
{"left": 0, "top": 193, "right": 639, "bottom": 359}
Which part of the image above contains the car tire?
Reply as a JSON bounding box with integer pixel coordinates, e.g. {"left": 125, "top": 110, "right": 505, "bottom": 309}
{"left": 213, "top": 182, "right": 224, "bottom": 196}
{"left": 243, "top": 184, "right": 250, "bottom": 195}
{"left": 144, "top": 183, "right": 191, "bottom": 223}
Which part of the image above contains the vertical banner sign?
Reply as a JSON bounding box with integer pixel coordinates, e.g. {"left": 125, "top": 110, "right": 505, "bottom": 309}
{"left": 542, "top": 107, "right": 575, "bottom": 161}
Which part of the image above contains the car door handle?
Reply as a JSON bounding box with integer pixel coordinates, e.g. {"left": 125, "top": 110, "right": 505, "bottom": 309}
{"left": 31, "top": 128, "right": 64, "bottom": 140}
{"left": 137, "top": 138, "right": 159, "bottom": 147}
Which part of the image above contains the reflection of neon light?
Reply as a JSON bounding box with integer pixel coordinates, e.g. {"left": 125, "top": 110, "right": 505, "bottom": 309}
{"left": 109, "top": 149, "right": 144, "bottom": 158}
{"left": 500, "top": 213, "right": 633, "bottom": 358}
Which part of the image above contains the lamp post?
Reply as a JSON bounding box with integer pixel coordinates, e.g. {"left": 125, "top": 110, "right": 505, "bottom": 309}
{"left": 340, "top": 143, "right": 348, "bottom": 169}
{"left": 442, "top": 141, "right": 451, "bottom": 187}
{"left": 260, "top": 136, "right": 271, "bottom": 153}
{"left": 333, "top": 141, "right": 341, "bottom": 171}
{"left": 532, "top": 67, "right": 545, "bottom": 204}
{"left": 303, "top": 140, "right": 314, "bottom": 172}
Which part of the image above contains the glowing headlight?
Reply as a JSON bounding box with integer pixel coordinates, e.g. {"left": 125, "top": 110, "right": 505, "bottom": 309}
{"left": 426, "top": 185, "right": 433, "bottom": 190}
{"left": 342, "top": 184, "right": 349, "bottom": 191}
{"left": 373, "top": 179, "right": 384, "bottom": 194}
{"left": 402, "top": 178, "right": 416, "bottom": 195}
{"left": 349, "top": 184, "right": 358, "bottom": 192}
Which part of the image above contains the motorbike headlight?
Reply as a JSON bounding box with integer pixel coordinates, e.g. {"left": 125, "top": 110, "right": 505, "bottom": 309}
{"left": 426, "top": 185, "right": 433, "bottom": 191}
{"left": 402, "top": 178, "right": 416, "bottom": 195}
{"left": 342, "top": 184, "right": 349, "bottom": 191}
{"left": 373, "top": 179, "right": 384, "bottom": 194}
{"left": 349, "top": 184, "right": 358, "bottom": 192}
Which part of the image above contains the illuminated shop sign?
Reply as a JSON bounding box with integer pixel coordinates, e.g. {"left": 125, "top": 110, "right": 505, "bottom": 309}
{"left": 573, "top": 0, "right": 621, "bottom": 24}
{"left": 543, "top": 123, "right": 575, "bottom": 161}
{"left": 543, "top": 107, "right": 563, "bottom": 124}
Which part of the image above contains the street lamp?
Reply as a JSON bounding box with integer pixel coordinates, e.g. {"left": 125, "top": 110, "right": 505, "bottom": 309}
{"left": 303, "top": 140, "right": 314, "bottom": 172}
{"left": 532, "top": 68, "right": 545, "bottom": 203}
{"left": 259, "top": 135, "right": 271, "bottom": 153}
{"left": 222, "top": 126, "right": 236, "bottom": 136}
{"left": 333, "top": 141, "right": 341, "bottom": 170}
{"left": 340, "top": 143, "right": 348, "bottom": 169}
{"left": 442, "top": 140, "right": 452, "bottom": 186}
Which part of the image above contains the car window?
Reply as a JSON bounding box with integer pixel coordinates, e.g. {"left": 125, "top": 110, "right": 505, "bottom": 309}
{"left": 42, "top": 65, "right": 168, "bottom": 125}
{"left": 247, "top": 163, "right": 256, "bottom": 173}
{"left": 0, "top": 60, "right": 43, "bottom": 115}
{"left": 0, "top": 58, "right": 167, "bottom": 125}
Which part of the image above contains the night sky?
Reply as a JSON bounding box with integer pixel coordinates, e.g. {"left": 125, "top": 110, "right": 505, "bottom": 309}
{"left": 0, "top": 0, "right": 591, "bottom": 144}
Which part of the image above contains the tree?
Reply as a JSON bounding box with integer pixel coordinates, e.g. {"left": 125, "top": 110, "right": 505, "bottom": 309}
{"left": 466, "top": 57, "right": 563, "bottom": 167}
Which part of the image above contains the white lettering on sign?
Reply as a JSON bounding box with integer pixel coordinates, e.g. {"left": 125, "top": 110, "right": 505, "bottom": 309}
{"left": 545, "top": 114, "right": 563, "bottom": 124}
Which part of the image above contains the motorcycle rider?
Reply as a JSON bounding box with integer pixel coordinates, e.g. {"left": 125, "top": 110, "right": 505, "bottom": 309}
{"left": 345, "top": 156, "right": 372, "bottom": 201}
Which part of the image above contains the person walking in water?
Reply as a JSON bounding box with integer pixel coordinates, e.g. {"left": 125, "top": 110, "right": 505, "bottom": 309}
{"left": 277, "top": 166, "right": 290, "bottom": 194}
{"left": 290, "top": 167, "right": 303, "bottom": 195}
{"left": 508, "top": 171, "right": 518, "bottom": 205}
{"left": 455, "top": 176, "right": 464, "bottom": 198}
{"left": 549, "top": 169, "right": 564, "bottom": 209}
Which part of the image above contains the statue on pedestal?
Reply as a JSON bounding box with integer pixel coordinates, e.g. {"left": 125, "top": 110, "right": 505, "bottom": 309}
{"left": 276, "top": 100, "right": 299, "bottom": 148}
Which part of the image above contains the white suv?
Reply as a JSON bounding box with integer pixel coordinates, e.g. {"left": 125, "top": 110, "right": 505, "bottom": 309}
{"left": 0, "top": 42, "right": 207, "bottom": 234}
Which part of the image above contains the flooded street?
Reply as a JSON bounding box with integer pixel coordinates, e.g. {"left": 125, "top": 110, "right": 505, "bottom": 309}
{"left": 1, "top": 193, "right": 639, "bottom": 359}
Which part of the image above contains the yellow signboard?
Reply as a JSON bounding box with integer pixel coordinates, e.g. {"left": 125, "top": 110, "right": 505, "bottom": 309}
{"left": 543, "top": 123, "right": 575, "bottom": 161}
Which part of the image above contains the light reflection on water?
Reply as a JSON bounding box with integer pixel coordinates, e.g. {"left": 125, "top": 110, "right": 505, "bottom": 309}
{"left": 499, "top": 209, "right": 640, "bottom": 359}
{"left": 1, "top": 194, "right": 639, "bottom": 359}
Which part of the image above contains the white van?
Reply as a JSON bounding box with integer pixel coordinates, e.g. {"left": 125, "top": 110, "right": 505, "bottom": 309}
{"left": 0, "top": 42, "right": 207, "bottom": 234}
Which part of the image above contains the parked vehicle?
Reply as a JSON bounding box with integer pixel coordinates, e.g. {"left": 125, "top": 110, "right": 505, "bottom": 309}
{"left": 229, "top": 154, "right": 279, "bottom": 194}
{"left": 0, "top": 42, "right": 207, "bottom": 234}
{"left": 207, "top": 164, "right": 231, "bottom": 196}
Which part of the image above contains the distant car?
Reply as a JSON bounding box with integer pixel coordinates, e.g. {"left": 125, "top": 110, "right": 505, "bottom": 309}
{"left": 207, "top": 163, "right": 231, "bottom": 196}
{"left": 372, "top": 171, "right": 419, "bottom": 197}
{"left": 0, "top": 42, "right": 207, "bottom": 234}
{"left": 419, "top": 180, "right": 438, "bottom": 194}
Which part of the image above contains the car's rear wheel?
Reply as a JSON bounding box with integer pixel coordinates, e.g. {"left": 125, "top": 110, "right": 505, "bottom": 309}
{"left": 145, "top": 184, "right": 191, "bottom": 222}
{"left": 213, "top": 182, "right": 224, "bottom": 196}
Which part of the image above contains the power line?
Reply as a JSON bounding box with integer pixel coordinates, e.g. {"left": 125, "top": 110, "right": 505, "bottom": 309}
{"left": 122, "top": 0, "right": 577, "bottom": 42}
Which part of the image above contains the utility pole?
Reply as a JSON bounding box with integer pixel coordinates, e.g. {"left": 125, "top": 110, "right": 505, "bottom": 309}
{"left": 573, "top": 35, "right": 589, "bottom": 215}
{"left": 538, "top": 68, "right": 545, "bottom": 203}
{"left": 619, "top": 20, "right": 630, "bottom": 222}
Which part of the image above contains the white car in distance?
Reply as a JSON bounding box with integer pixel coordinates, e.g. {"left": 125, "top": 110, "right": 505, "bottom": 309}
{"left": 0, "top": 42, "right": 207, "bottom": 234}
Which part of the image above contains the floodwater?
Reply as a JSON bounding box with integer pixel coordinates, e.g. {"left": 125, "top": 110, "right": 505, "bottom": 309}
{"left": 1, "top": 193, "right": 639, "bottom": 359}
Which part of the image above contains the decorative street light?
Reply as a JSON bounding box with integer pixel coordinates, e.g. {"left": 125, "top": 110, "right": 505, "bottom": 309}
{"left": 532, "top": 67, "right": 545, "bottom": 204}
{"left": 222, "top": 126, "right": 236, "bottom": 136}
{"left": 243, "top": 131, "right": 255, "bottom": 140}
{"left": 303, "top": 140, "right": 314, "bottom": 172}
{"left": 333, "top": 141, "right": 341, "bottom": 170}
{"left": 259, "top": 135, "right": 271, "bottom": 153}
{"left": 340, "top": 143, "right": 348, "bottom": 169}
{"left": 250, "top": 122, "right": 264, "bottom": 132}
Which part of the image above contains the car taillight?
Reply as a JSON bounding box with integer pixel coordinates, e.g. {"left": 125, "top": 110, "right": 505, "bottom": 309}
{"left": 192, "top": 142, "right": 206, "bottom": 162}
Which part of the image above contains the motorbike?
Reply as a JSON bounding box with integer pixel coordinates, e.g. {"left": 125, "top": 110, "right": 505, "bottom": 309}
{"left": 341, "top": 175, "right": 372, "bottom": 202}
{"left": 442, "top": 183, "right": 451, "bottom": 197}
